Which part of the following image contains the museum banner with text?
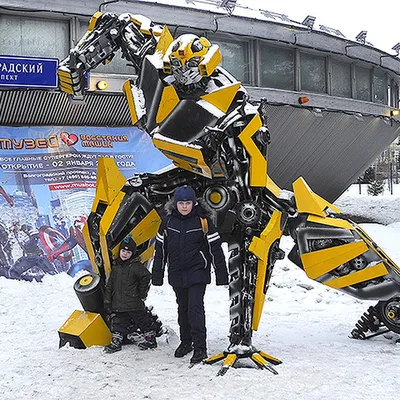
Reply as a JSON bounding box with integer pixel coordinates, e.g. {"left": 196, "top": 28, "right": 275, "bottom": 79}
{"left": 0, "top": 126, "right": 170, "bottom": 281}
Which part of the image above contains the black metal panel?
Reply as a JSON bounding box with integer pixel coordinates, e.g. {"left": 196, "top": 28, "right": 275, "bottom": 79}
{"left": 0, "top": 90, "right": 131, "bottom": 126}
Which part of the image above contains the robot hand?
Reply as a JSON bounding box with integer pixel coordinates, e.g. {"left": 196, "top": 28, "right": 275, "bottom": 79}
{"left": 58, "top": 12, "right": 161, "bottom": 98}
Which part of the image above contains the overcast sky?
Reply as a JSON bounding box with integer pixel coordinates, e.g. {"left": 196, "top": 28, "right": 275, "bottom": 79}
{"left": 241, "top": 0, "right": 399, "bottom": 54}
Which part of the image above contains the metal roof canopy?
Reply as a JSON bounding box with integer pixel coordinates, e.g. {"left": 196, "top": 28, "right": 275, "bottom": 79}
{"left": 1, "top": 89, "right": 399, "bottom": 202}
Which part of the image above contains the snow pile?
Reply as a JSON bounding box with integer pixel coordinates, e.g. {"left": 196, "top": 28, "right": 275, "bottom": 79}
{"left": 1, "top": 186, "right": 400, "bottom": 399}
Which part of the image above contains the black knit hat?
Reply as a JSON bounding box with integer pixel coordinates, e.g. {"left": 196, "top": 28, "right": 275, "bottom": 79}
{"left": 120, "top": 236, "right": 136, "bottom": 253}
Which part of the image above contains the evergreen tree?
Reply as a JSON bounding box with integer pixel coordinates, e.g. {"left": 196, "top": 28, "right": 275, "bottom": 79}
{"left": 357, "top": 166, "right": 375, "bottom": 184}
{"left": 367, "top": 179, "right": 384, "bottom": 196}
{"left": 363, "top": 166, "right": 375, "bottom": 184}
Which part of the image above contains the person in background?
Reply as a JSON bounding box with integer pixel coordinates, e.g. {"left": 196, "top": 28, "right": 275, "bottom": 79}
{"left": 152, "top": 185, "right": 228, "bottom": 365}
{"left": 104, "top": 236, "right": 157, "bottom": 353}
{"left": 46, "top": 216, "right": 93, "bottom": 276}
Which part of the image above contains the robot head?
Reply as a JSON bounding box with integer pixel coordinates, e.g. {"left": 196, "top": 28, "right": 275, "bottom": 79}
{"left": 163, "top": 34, "right": 222, "bottom": 85}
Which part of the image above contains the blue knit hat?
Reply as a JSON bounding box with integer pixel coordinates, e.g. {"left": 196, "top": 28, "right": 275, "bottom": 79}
{"left": 174, "top": 185, "right": 196, "bottom": 207}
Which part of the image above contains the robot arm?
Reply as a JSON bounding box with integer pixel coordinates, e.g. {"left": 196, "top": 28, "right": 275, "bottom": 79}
{"left": 58, "top": 11, "right": 163, "bottom": 98}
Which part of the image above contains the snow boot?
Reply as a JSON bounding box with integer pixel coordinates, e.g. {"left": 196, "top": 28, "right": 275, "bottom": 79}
{"left": 138, "top": 331, "right": 157, "bottom": 350}
{"left": 126, "top": 331, "right": 145, "bottom": 345}
{"left": 174, "top": 342, "right": 193, "bottom": 358}
{"left": 104, "top": 332, "right": 123, "bottom": 353}
{"left": 190, "top": 348, "right": 207, "bottom": 364}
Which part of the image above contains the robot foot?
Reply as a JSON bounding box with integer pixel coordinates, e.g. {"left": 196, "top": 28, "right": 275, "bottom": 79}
{"left": 204, "top": 345, "right": 282, "bottom": 376}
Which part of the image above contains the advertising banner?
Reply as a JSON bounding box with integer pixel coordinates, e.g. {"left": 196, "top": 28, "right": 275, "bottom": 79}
{"left": 0, "top": 126, "right": 170, "bottom": 281}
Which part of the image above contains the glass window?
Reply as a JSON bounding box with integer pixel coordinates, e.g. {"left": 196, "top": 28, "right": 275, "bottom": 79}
{"left": 373, "top": 70, "right": 386, "bottom": 104}
{"left": 210, "top": 38, "right": 249, "bottom": 84}
{"left": 355, "top": 65, "right": 371, "bottom": 101}
{"left": 78, "top": 21, "right": 135, "bottom": 75}
{"left": 0, "top": 14, "right": 69, "bottom": 59}
{"left": 300, "top": 52, "right": 326, "bottom": 93}
{"left": 331, "top": 60, "right": 351, "bottom": 98}
{"left": 259, "top": 44, "right": 294, "bottom": 90}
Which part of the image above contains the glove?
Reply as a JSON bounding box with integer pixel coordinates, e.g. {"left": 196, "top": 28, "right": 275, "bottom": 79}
{"left": 152, "top": 277, "right": 163, "bottom": 286}
{"left": 216, "top": 270, "right": 229, "bottom": 286}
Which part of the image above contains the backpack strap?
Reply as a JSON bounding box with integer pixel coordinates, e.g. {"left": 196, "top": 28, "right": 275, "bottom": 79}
{"left": 200, "top": 217, "right": 208, "bottom": 235}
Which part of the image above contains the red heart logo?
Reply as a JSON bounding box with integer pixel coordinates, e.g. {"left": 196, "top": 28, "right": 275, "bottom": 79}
{"left": 60, "top": 131, "right": 78, "bottom": 146}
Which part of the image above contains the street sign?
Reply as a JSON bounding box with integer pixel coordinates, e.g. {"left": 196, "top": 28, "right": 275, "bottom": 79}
{"left": 0, "top": 55, "right": 58, "bottom": 88}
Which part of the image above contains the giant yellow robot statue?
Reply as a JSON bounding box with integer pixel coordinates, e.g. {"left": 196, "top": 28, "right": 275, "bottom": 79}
{"left": 58, "top": 9, "right": 400, "bottom": 375}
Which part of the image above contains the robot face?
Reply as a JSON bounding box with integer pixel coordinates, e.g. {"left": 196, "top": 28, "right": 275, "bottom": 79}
{"left": 165, "top": 34, "right": 213, "bottom": 85}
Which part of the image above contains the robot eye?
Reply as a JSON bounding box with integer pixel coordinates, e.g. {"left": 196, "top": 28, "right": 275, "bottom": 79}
{"left": 170, "top": 57, "right": 181, "bottom": 67}
{"left": 191, "top": 40, "right": 203, "bottom": 53}
{"left": 186, "top": 57, "right": 200, "bottom": 67}
{"left": 171, "top": 41, "right": 180, "bottom": 52}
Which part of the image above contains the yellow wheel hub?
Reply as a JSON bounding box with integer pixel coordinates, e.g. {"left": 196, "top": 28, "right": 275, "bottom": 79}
{"left": 80, "top": 276, "right": 93, "bottom": 286}
{"left": 209, "top": 191, "right": 222, "bottom": 204}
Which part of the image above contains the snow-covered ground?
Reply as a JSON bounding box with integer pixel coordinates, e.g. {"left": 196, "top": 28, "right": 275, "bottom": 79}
{"left": 1, "top": 185, "right": 400, "bottom": 400}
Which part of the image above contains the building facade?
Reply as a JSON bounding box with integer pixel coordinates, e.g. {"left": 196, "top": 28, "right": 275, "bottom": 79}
{"left": 1, "top": 0, "right": 400, "bottom": 200}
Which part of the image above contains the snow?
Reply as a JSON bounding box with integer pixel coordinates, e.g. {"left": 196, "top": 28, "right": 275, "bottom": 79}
{"left": 1, "top": 185, "right": 400, "bottom": 399}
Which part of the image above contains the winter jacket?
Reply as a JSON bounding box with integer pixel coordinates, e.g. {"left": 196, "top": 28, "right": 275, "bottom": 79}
{"left": 104, "top": 256, "right": 151, "bottom": 313}
{"left": 152, "top": 204, "right": 228, "bottom": 288}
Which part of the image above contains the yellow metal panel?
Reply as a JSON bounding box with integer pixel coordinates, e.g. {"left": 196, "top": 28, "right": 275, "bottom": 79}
{"left": 111, "top": 209, "right": 161, "bottom": 255}
{"left": 325, "top": 262, "right": 389, "bottom": 289}
{"left": 307, "top": 215, "right": 354, "bottom": 230}
{"left": 259, "top": 351, "right": 282, "bottom": 365}
{"left": 301, "top": 241, "right": 369, "bottom": 280}
{"left": 156, "top": 86, "right": 180, "bottom": 123}
{"left": 82, "top": 223, "right": 98, "bottom": 275}
{"left": 57, "top": 69, "right": 72, "bottom": 79}
{"left": 98, "top": 191, "right": 125, "bottom": 278}
{"left": 266, "top": 174, "right": 281, "bottom": 197}
{"left": 57, "top": 73, "right": 72, "bottom": 84}
{"left": 249, "top": 236, "right": 268, "bottom": 261}
{"left": 223, "top": 353, "right": 237, "bottom": 368}
{"left": 152, "top": 137, "right": 212, "bottom": 178}
{"left": 92, "top": 157, "right": 126, "bottom": 212}
{"left": 140, "top": 244, "right": 155, "bottom": 263}
{"left": 122, "top": 80, "right": 139, "bottom": 125}
{"left": 293, "top": 177, "right": 341, "bottom": 217}
{"left": 199, "top": 45, "right": 222, "bottom": 77}
{"left": 130, "top": 209, "right": 161, "bottom": 246}
{"left": 99, "top": 228, "right": 112, "bottom": 279}
{"left": 59, "top": 310, "right": 88, "bottom": 335}
{"left": 155, "top": 25, "right": 174, "bottom": 56}
{"left": 80, "top": 314, "right": 112, "bottom": 347}
{"left": 237, "top": 114, "right": 266, "bottom": 187}
{"left": 354, "top": 225, "right": 400, "bottom": 278}
{"left": 59, "top": 310, "right": 111, "bottom": 347}
{"left": 249, "top": 211, "right": 283, "bottom": 330}
{"left": 204, "top": 352, "right": 225, "bottom": 364}
{"left": 59, "top": 82, "right": 74, "bottom": 95}
{"left": 88, "top": 11, "right": 103, "bottom": 31}
{"left": 200, "top": 83, "right": 241, "bottom": 114}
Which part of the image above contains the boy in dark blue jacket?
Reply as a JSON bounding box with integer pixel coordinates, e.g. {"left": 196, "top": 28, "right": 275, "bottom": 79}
{"left": 152, "top": 185, "right": 228, "bottom": 364}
